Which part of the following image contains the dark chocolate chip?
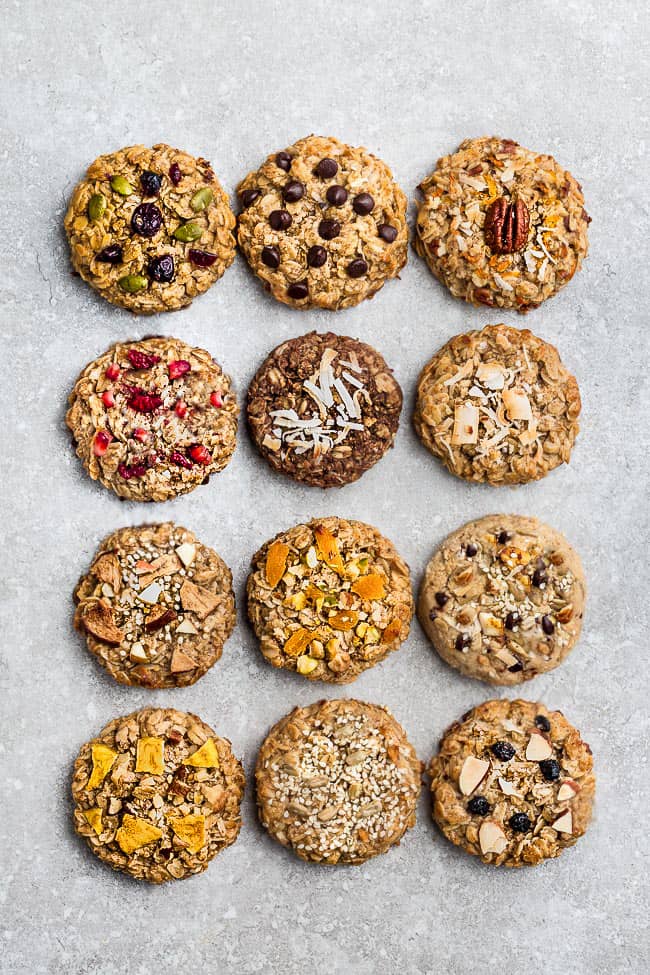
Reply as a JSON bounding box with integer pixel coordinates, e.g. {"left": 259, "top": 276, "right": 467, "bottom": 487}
{"left": 455, "top": 633, "right": 470, "bottom": 651}
{"left": 497, "top": 530, "right": 510, "bottom": 544}
{"left": 378, "top": 223, "right": 397, "bottom": 242}
{"left": 465, "top": 543, "right": 478, "bottom": 557}
{"left": 287, "top": 281, "right": 308, "bottom": 300}
{"left": 261, "top": 245, "right": 280, "bottom": 269}
{"left": 316, "top": 158, "right": 338, "bottom": 179}
{"left": 318, "top": 218, "right": 341, "bottom": 240}
{"left": 541, "top": 615, "right": 555, "bottom": 635}
{"left": 347, "top": 258, "right": 368, "bottom": 278}
{"left": 508, "top": 661, "right": 523, "bottom": 672}
{"left": 532, "top": 567, "right": 547, "bottom": 587}
{"left": 535, "top": 714, "right": 551, "bottom": 732}
{"left": 269, "top": 209, "right": 292, "bottom": 231}
{"left": 505, "top": 611, "right": 520, "bottom": 630}
{"left": 352, "top": 192, "right": 374, "bottom": 215}
{"left": 240, "top": 188, "right": 260, "bottom": 207}
{"left": 435, "top": 591, "right": 449, "bottom": 608}
{"left": 275, "top": 151, "right": 292, "bottom": 172}
{"left": 307, "top": 245, "right": 327, "bottom": 268}
{"left": 326, "top": 184, "right": 348, "bottom": 206}
{"left": 282, "top": 180, "right": 305, "bottom": 203}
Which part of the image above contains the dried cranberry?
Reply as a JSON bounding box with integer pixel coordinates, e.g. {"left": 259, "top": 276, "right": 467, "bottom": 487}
{"left": 168, "top": 360, "right": 191, "bottom": 379}
{"left": 131, "top": 203, "right": 163, "bottom": 238}
{"left": 170, "top": 450, "right": 193, "bottom": 469}
{"left": 189, "top": 248, "right": 218, "bottom": 268}
{"left": 126, "top": 349, "right": 160, "bottom": 370}
{"left": 140, "top": 170, "right": 162, "bottom": 196}
{"left": 169, "top": 162, "right": 182, "bottom": 185}
{"left": 132, "top": 428, "right": 149, "bottom": 442}
{"left": 96, "top": 244, "right": 123, "bottom": 264}
{"left": 188, "top": 444, "right": 211, "bottom": 465}
{"left": 117, "top": 462, "right": 148, "bottom": 480}
{"left": 127, "top": 389, "right": 163, "bottom": 413}
{"left": 148, "top": 254, "right": 175, "bottom": 283}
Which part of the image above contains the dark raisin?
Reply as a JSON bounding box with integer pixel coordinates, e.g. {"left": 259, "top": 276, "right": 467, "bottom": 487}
{"left": 497, "top": 530, "right": 510, "bottom": 544}
{"left": 315, "top": 158, "right": 338, "bottom": 179}
{"left": 535, "top": 714, "right": 551, "bottom": 732}
{"left": 326, "top": 185, "right": 348, "bottom": 206}
{"left": 505, "top": 611, "right": 520, "bottom": 630}
{"left": 261, "top": 245, "right": 280, "bottom": 269}
{"left": 318, "top": 218, "right": 341, "bottom": 240}
{"left": 168, "top": 163, "right": 182, "bottom": 186}
{"left": 287, "top": 281, "right": 308, "bottom": 300}
{"left": 541, "top": 615, "right": 555, "bottom": 635}
{"left": 96, "top": 244, "right": 123, "bottom": 264}
{"left": 467, "top": 796, "right": 490, "bottom": 816}
{"left": 539, "top": 759, "right": 561, "bottom": 781}
{"left": 509, "top": 813, "right": 532, "bottom": 833}
{"left": 491, "top": 741, "right": 515, "bottom": 761}
{"left": 188, "top": 249, "right": 218, "bottom": 268}
{"left": 131, "top": 203, "right": 162, "bottom": 238}
{"left": 532, "top": 567, "right": 547, "bottom": 587}
{"left": 240, "top": 188, "right": 260, "bottom": 207}
{"left": 282, "top": 180, "right": 305, "bottom": 203}
{"left": 147, "top": 254, "right": 175, "bottom": 283}
{"left": 140, "top": 170, "right": 162, "bottom": 196}
{"left": 465, "top": 543, "right": 478, "bottom": 557}
{"left": 455, "top": 633, "right": 470, "bottom": 651}
{"left": 352, "top": 192, "right": 374, "bottom": 215}
{"left": 269, "top": 209, "right": 292, "bottom": 231}
{"left": 275, "top": 151, "right": 292, "bottom": 172}
{"left": 435, "top": 591, "right": 449, "bottom": 607}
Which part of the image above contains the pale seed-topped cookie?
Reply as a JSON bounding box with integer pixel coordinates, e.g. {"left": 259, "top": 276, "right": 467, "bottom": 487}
{"left": 236, "top": 135, "right": 408, "bottom": 309}
{"left": 418, "top": 515, "right": 586, "bottom": 684}
{"left": 66, "top": 337, "right": 238, "bottom": 501}
{"left": 428, "top": 699, "right": 595, "bottom": 867}
{"left": 256, "top": 699, "right": 421, "bottom": 864}
{"left": 415, "top": 136, "right": 590, "bottom": 312}
{"left": 74, "top": 523, "right": 236, "bottom": 688}
{"left": 65, "top": 143, "right": 236, "bottom": 313}
{"left": 413, "top": 324, "right": 581, "bottom": 484}
{"left": 246, "top": 517, "right": 413, "bottom": 683}
{"left": 72, "top": 708, "right": 245, "bottom": 883}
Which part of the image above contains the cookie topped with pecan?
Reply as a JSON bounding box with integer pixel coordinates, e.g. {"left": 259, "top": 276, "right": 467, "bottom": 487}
{"left": 246, "top": 517, "right": 413, "bottom": 683}
{"left": 72, "top": 708, "right": 244, "bottom": 883}
{"left": 66, "top": 337, "right": 238, "bottom": 501}
{"left": 74, "top": 523, "right": 236, "bottom": 688}
{"left": 247, "top": 331, "right": 402, "bottom": 487}
{"left": 413, "top": 324, "right": 581, "bottom": 485}
{"left": 65, "top": 143, "right": 236, "bottom": 313}
{"left": 415, "top": 136, "right": 590, "bottom": 312}
{"left": 236, "top": 135, "right": 408, "bottom": 309}
{"left": 418, "top": 515, "right": 586, "bottom": 684}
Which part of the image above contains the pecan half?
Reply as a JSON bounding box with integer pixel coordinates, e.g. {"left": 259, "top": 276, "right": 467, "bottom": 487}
{"left": 485, "top": 197, "right": 530, "bottom": 253}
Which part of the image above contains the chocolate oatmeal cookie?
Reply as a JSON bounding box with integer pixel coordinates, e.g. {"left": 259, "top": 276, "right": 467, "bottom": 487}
{"left": 66, "top": 337, "right": 238, "bottom": 501}
{"left": 65, "top": 143, "right": 236, "bottom": 313}
{"left": 72, "top": 708, "right": 245, "bottom": 883}
{"left": 247, "top": 517, "right": 413, "bottom": 683}
{"left": 247, "top": 332, "right": 402, "bottom": 487}
{"left": 428, "top": 699, "right": 595, "bottom": 867}
{"left": 236, "top": 135, "right": 408, "bottom": 309}
{"left": 413, "top": 324, "right": 581, "bottom": 485}
{"left": 415, "top": 136, "right": 590, "bottom": 312}
{"left": 74, "top": 523, "right": 236, "bottom": 688}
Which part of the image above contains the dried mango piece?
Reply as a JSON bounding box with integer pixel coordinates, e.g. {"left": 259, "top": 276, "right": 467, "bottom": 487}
{"left": 284, "top": 627, "right": 315, "bottom": 657}
{"left": 135, "top": 737, "right": 164, "bottom": 775}
{"left": 382, "top": 618, "right": 402, "bottom": 643}
{"left": 115, "top": 814, "right": 162, "bottom": 854}
{"left": 313, "top": 524, "right": 345, "bottom": 575}
{"left": 266, "top": 540, "right": 290, "bottom": 588}
{"left": 329, "top": 610, "right": 359, "bottom": 631}
{"left": 182, "top": 738, "right": 220, "bottom": 769}
{"left": 351, "top": 574, "right": 386, "bottom": 601}
{"left": 88, "top": 743, "right": 117, "bottom": 790}
{"left": 168, "top": 813, "right": 206, "bottom": 854}
{"left": 83, "top": 807, "right": 103, "bottom": 835}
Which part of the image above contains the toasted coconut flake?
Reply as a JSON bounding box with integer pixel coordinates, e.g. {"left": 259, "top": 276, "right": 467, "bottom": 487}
{"left": 451, "top": 402, "right": 479, "bottom": 445}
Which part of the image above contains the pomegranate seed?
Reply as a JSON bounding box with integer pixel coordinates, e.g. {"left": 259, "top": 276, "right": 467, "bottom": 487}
{"left": 117, "top": 462, "right": 148, "bottom": 480}
{"left": 105, "top": 363, "right": 120, "bottom": 380}
{"left": 168, "top": 359, "right": 191, "bottom": 380}
{"left": 126, "top": 349, "right": 160, "bottom": 370}
{"left": 93, "top": 430, "right": 113, "bottom": 456}
{"left": 209, "top": 390, "right": 223, "bottom": 409}
{"left": 127, "top": 389, "right": 163, "bottom": 413}
{"left": 175, "top": 400, "right": 188, "bottom": 418}
{"left": 169, "top": 450, "right": 193, "bottom": 469}
{"left": 101, "top": 390, "right": 115, "bottom": 408}
{"left": 132, "top": 428, "right": 149, "bottom": 442}
{"left": 188, "top": 444, "right": 211, "bottom": 466}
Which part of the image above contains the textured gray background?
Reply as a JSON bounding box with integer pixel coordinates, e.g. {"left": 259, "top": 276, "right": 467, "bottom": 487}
{"left": 1, "top": 1, "right": 648, "bottom": 973}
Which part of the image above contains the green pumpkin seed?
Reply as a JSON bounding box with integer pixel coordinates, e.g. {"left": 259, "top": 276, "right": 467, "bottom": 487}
{"left": 118, "top": 274, "right": 148, "bottom": 294}
{"left": 190, "top": 187, "right": 213, "bottom": 212}
{"left": 111, "top": 175, "right": 133, "bottom": 196}
{"left": 87, "top": 194, "right": 106, "bottom": 222}
{"left": 173, "top": 222, "right": 203, "bottom": 243}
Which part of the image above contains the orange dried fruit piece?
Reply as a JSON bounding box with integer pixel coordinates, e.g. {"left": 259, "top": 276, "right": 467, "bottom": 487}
{"left": 329, "top": 610, "right": 359, "bottom": 631}
{"left": 88, "top": 743, "right": 117, "bottom": 790}
{"left": 284, "top": 627, "right": 315, "bottom": 657}
{"left": 135, "top": 737, "right": 164, "bottom": 775}
{"left": 168, "top": 813, "right": 206, "bottom": 854}
{"left": 351, "top": 574, "right": 386, "bottom": 601}
{"left": 266, "top": 540, "right": 289, "bottom": 588}
{"left": 382, "top": 618, "right": 402, "bottom": 643}
{"left": 81, "top": 600, "right": 124, "bottom": 645}
{"left": 115, "top": 814, "right": 162, "bottom": 854}
{"left": 83, "top": 807, "right": 103, "bottom": 835}
{"left": 182, "top": 738, "right": 220, "bottom": 769}
{"left": 313, "top": 524, "right": 345, "bottom": 575}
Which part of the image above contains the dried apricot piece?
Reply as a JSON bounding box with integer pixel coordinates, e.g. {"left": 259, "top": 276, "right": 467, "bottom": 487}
{"left": 351, "top": 574, "right": 386, "bottom": 600}
{"left": 87, "top": 743, "right": 117, "bottom": 790}
{"left": 382, "top": 618, "right": 402, "bottom": 643}
{"left": 313, "top": 524, "right": 345, "bottom": 575}
{"left": 266, "top": 540, "right": 289, "bottom": 588}
{"left": 284, "top": 628, "right": 315, "bottom": 657}
{"left": 329, "top": 610, "right": 359, "bottom": 631}
{"left": 168, "top": 813, "right": 206, "bottom": 854}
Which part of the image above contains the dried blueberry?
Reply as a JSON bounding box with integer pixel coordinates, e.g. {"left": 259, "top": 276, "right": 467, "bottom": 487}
{"left": 491, "top": 741, "right": 515, "bottom": 761}
{"left": 539, "top": 759, "right": 561, "bottom": 781}
{"left": 509, "top": 813, "right": 532, "bottom": 833}
{"left": 131, "top": 203, "right": 162, "bottom": 238}
{"left": 467, "top": 796, "right": 490, "bottom": 816}
{"left": 96, "top": 244, "right": 123, "bottom": 264}
{"left": 140, "top": 170, "right": 162, "bottom": 196}
{"left": 147, "top": 254, "right": 175, "bottom": 283}
{"left": 535, "top": 714, "right": 551, "bottom": 732}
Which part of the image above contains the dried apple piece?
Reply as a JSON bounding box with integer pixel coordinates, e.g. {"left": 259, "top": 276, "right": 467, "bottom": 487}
{"left": 170, "top": 647, "right": 198, "bottom": 673}
{"left": 182, "top": 738, "right": 220, "bottom": 768}
{"left": 115, "top": 814, "right": 162, "bottom": 854}
{"left": 88, "top": 743, "right": 117, "bottom": 790}
{"left": 135, "top": 737, "right": 164, "bottom": 775}
{"left": 313, "top": 524, "right": 345, "bottom": 575}
{"left": 81, "top": 600, "right": 124, "bottom": 645}
{"left": 266, "top": 540, "right": 290, "bottom": 588}
{"left": 179, "top": 579, "right": 219, "bottom": 619}
{"left": 168, "top": 813, "right": 206, "bottom": 854}
{"left": 91, "top": 553, "right": 121, "bottom": 592}
{"left": 351, "top": 574, "right": 386, "bottom": 600}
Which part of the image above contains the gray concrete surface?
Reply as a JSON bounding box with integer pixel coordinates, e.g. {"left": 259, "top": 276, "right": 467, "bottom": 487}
{"left": 1, "top": 1, "right": 648, "bottom": 972}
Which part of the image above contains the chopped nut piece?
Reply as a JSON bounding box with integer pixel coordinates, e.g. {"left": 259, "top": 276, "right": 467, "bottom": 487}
{"left": 170, "top": 647, "right": 198, "bottom": 673}
{"left": 129, "top": 642, "right": 148, "bottom": 662}
{"left": 557, "top": 780, "right": 580, "bottom": 801}
{"left": 115, "top": 814, "right": 163, "bottom": 854}
{"left": 479, "top": 820, "right": 507, "bottom": 855}
{"left": 296, "top": 654, "right": 319, "bottom": 675}
{"left": 135, "top": 737, "right": 164, "bottom": 775}
{"left": 499, "top": 545, "right": 531, "bottom": 569}
{"left": 498, "top": 776, "right": 519, "bottom": 797}
{"left": 87, "top": 743, "right": 117, "bottom": 790}
{"left": 175, "top": 542, "right": 196, "bottom": 568}
{"left": 83, "top": 807, "right": 103, "bottom": 835}
{"left": 451, "top": 402, "right": 479, "bottom": 445}
{"left": 138, "top": 582, "right": 162, "bottom": 605}
{"left": 183, "top": 738, "right": 220, "bottom": 768}
{"left": 81, "top": 600, "right": 124, "bottom": 645}
{"left": 176, "top": 619, "right": 199, "bottom": 635}
{"left": 179, "top": 579, "right": 219, "bottom": 619}
{"left": 459, "top": 756, "right": 490, "bottom": 795}
{"left": 552, "top": 810, "right": 573, "bottom": 834}
{"left": 168, "top": 813, "right": 206, "bottom": 854}
{"left": 526, "top": 731, "right": 553, "bottom": 761}
{"left": 479, "top": 612, "right": 504, "bottom": 636}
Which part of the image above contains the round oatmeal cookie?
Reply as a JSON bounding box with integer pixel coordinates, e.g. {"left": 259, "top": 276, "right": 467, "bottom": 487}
{"left": 413, "top": 324, "right": 580, "bottom": 485}
{"left": 415, "top": 136, "right": 590, "bottom": 312}
{"left": 247, "top": 331, "right": 402, "bottom": 487}
{"left": 256, "top": 699, "right": 421, "bottom": 864}
{"left": 72, "top": 707, "right": 245, "bottom": 883}
{"left": 428, "top": 698, "right": 595, "bottom": 867}
{"left": 65, "top": 143, "right": 236, "bottom": 313}
{"left": 247, "top": 517, "right": 413, "bottom": 683}
{"left": 74, "top": 523, "right": 236, "bottom": 688}
{"left": 418, "top": 515, "right": 586, "bottom": 685}
{"left": 66, "top": 337, "right": 238, "bottom": 501}
{"left": 236, "top": 134, "right": 408, "bottom": 310}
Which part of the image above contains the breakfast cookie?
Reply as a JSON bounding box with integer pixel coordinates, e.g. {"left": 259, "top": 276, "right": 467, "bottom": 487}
{"left": 428, "top": 698, "right": 595, "bottom": 867}
{"left": 415, "top": 136, "right": 590, "bottom": 312}
{"left": 66, "top": 337, "right": 238, "bottom": 501}
{"left": 413, "top": 324, "right": 580, "bottom": 484}
{"left": 418, "top": 515, "right": 586, "bottom": 685}
{"left": 74, "top": 523, "right": 236, "bottom": 688}
{"left": 65, "top": 143, "right": 236, "bottom": 313}
{"left": 246, "top": 517, "right": 413, "bottom": 683}
{"left": 236, "top": 134, "right": 408, "bottom": 309}
{"left": 247, "top": 331, "right": 402, "bottom": 487}
{"left": 72, "top": 707, "right": 245, "bottom": 883}
{"left": 256, "top": 699, "right": 421, "bottom": 864}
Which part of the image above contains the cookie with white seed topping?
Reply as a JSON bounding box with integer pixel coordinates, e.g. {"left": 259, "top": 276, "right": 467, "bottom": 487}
{"left": 256, "top": 699, "right": 421, "bottom": 864}
{"left": 247, "top": 332, "right": 402, "bottom": 487}
{"left": 428, "top": 698, "right": 595, "bottom": 867}
{"left": 74, "top": 523, "right": 236, "bottom": 688}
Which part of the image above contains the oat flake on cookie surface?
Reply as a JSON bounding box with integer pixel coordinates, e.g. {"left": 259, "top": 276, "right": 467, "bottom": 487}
{"left": 428, "top": 698, "right": 595, "bottom": 867}
{"left": 72, "top": 707, "right": 245, "bottom": 883}
{"left": 413, "top": 324, "right": 580, "bottom": 485}
{"left": 74, "top": 523, "right": 236, "bottom": 688}
{"left": 247, "top": 517, "right": 413, "bottom": 683}
{"left": 65, "top": 143, "right": 236, "bottom": 313}
{"left": 256, "top": 699, "right": 421, "bottom": 865}
{"left": 66, "top": 336, "right": 238, "bottom": 501}
{"left": 247, "top": 331, "right": 402, "bottom": 487}
{"left": 415, "top": 136, "right": 590, "bottom": 312}
{"left": 236, "top": 135, "right": 408, "bottom": 310}
{"left": 418, "top": 515, "right": 586, "bottom": 685}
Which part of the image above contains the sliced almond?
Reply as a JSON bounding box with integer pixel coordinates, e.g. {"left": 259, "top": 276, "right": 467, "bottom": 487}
{"left": 451, "top": 402, "right": 479, "bottom": 445}
{"left": 494, "top": 648, "right": 520, "bottom": 668}
{"left": 129, "top": 642, "right": 148, "bottom": 662}
{"left": 92, "top": 553, "right": 122, "bottom": 592}
{"left": 459, "top": 756, "right": 490, "bottom": 795}
{"left": 526, "top": 731, "right": 553, "bottom": 761}
{"left": 552, "top": 810, "right": 573, "bottom": 834}
{"left": 81, "top": 600, "right": 124, "bottom": 645}
{"left": 479, "top": 820, "right": 507, "bottom": 855}
{"left": 179, "top": 579, "right": 219, "bottom": 619}
{"left": 557, "top": 780, "right": 580, "bottom": 801}
{"left": 137, "top": 582, "right": 162, "bottom": 604}
{"left": 498, "top": 776, "right": 520, "bottom": 797}
{"left": 176, "top": 619, "right": 199, "bottom": 635}
{"left": 175, "top": 542, "right": 196, "bottom": 568}
{"left": 170, "top": 647, "right": 198, "bottom": 673}
{"left": 502, "top": 387, "right": 533, "bottom": 422}
{"left": 476, "top": 361, "right": 506, "bottom": 390}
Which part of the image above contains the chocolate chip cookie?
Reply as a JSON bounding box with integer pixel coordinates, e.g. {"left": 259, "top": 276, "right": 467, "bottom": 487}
{"left": 428, "top": 698, "right": 595, "bottom": 867}
{"left": 418, "top": 515, "right": 586, "bottom": 684}
{"left": 413, "top": 324, "right": 581, "bottom": 484}
{"left": 72, "top": 707, "right": 245, "bottom": 883}
{"left": 415, "top": 136, "right": 590, "bottom": 312}
{"left": 66, "top": 337, "right": 238, "bottom": 501}
{"left": 256, "top": 699, "right": 421, "bottom": 864}
{"left": 236, "top": 135, "right": 408, "bottom": 309}
{"left": 247, "top": 331, "right": 402, "bottom": 487}
{"left": 246, "top": 517, "right": 413, "bottom": 683}
{"left": 74, "top": 523, "right": 236, "bottom": 688}
{"left": 65, "top": 143, "right": 236, "bottom": 313}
